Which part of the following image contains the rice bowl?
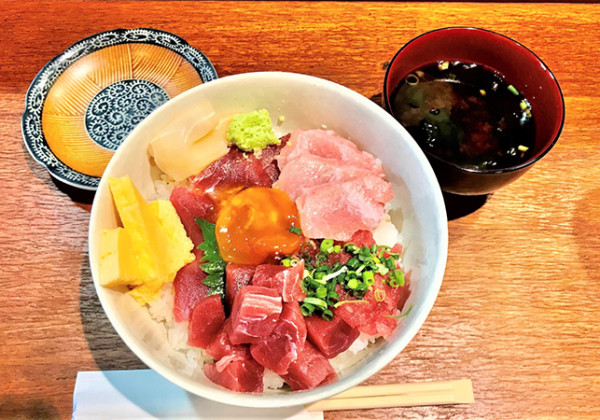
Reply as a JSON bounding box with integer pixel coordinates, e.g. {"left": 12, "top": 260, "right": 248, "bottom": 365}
{"left": 88, "top": 72, "right": 448, "bottom": 407}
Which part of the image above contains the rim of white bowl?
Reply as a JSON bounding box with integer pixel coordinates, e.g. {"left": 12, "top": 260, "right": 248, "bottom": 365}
{"left": 88, "top": 71, "right": 448, "bottom": 408}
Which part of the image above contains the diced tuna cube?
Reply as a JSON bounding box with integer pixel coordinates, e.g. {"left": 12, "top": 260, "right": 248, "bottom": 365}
{"left": 305, "top": 315, "right": 359, "bottom": 358}
{"left": 250, "top": 301, "right": 307, "bottom": 375}
{"left": 204, "top": 353, "right": 264, "bottom": 393}
{"left": 251, "top": 261, "right": 306, "bottom": 302}
{"left": 281, "top": 342, "right": 337, "bottom": 391}
{"left": 229, "top": 286, "right": 283, "bottom": 344}
{"left": 225, "top": 264, "right": 256, "bottom": 311}
{"left": 205, "top": 319, "right": 249, "bottom": 366}
{"left": 188, "top": 295, "right": 226, "bottom": 349}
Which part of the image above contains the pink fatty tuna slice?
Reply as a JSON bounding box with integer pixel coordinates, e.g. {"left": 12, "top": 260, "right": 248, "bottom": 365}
{"left": 229, "top": 286, "right": 283, "bottom": 344}
{"left": 281, "top": 342, "right": 337, "bottom": 391}
{"left": 250, "top": 301, "right": 307, "bottom": 375}
{"left": 188, "top": 295, "right": 226, "bottom": 349}
{"left": 305, "top": 314, "right": 360, "bottom": 359}
{"left": 296, "top": 175, "right": 393, "bottom": 241}
{"left": 251, "top": 261, "right": 306, "bottom": 302}
{"left": 225, "top": 264, "right": 257, "bottom": 312}
{"left": 276, "top": 129, "right": 384, "bottom": 175}
{"left": 204, "top": 353, "right": 264, "bottom": 393}
{"left": 274, "top": 154, "right": 379, "bottom": 201}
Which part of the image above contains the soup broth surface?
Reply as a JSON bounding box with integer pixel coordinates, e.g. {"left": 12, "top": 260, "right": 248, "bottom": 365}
{"left": 391, "top": 61, "right": 535, "bottom": 170}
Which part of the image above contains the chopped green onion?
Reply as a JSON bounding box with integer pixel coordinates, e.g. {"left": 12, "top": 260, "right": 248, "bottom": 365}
{"left": 314, "top": 271, "right": 326, "bottom": 280}
{"left": 303, "top": 297, "right": 328, "bottom": 309}
{"left": 389, "top": 269, "right": 405, "bottom": 288}
{"left": 316, "top": 286, "right": 327, "bottom": 298}
{"left": 289, "top": 225, "right": 302, "bottom": 235}
{"left": 322, "top": 266, "right": 347, "bottom": 282}
{"left": 334, "top": 299, "right": 369, "bottom": 308}
{"left": 326, "top": 291, "right": 339, "bottom": 306}
{"left": 519, "top": 100, "right": 529, "bottom": 111}
{"left": 300, "top": 303, "right": 315, "bottom": 316}
{"left": 320, "top": 239, "right": 334, "bottom": 253}
{"left": 281, "top": 258, "right": 292, "bottom": 267}
{"left": 518, "top": 145, "right": 529, "bottom": 152}
{"left": 322, "top": 309, "right": 334, "bottom": 321}
{"left": 374, "top": 289, "right": 386, "bottom": 302}
{"left": 347, "top": 278, "right": 359, "bottom": 290}
{"left": 344, "top": 243, "right": 359, "bottom": 253}
{"left": 346, "top": 258, "right": 360, "bottom": 269}
{"left": 383, "top": 303, "right": 414, "bottom": 319}
{"left": 333, "top": 245, "right": 341, "bottom": 253}
{"left": 355, "top": 264, "right": 366, "bottom": 275}
{"left": 363, "top": 270, "right": 375, "bottom": 286}
{"left": 507, "top": 84, "right": 519, "bottom": 96}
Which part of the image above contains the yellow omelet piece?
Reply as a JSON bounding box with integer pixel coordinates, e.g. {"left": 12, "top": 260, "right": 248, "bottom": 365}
{"left": 99, "top": 176, "right": 195, "bottom": 305}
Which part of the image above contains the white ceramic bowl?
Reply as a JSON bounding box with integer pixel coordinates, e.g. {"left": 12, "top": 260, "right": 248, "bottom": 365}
{"left": 88, "top": 72, "right": 448, "bottom": 408}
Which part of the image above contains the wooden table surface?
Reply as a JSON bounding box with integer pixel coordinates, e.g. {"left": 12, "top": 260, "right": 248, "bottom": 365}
{"left": 2, "top": 1, "right": 600, "bottom": 419}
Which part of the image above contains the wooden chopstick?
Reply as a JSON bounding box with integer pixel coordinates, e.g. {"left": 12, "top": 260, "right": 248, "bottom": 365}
{"left": 305, "top": 379, "right": 474, "bottom": 411}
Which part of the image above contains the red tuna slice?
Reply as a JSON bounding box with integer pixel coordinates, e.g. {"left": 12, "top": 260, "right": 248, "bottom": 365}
{"left": 188, "top": 295, "right": 226, "bottom": 349}
{"left": 229, "top": 286, "right": 283, "bottom": 344}
{"left": 276, "top": 129, "right": 384, "bottom": 175}
{"left": 173, "top": 249, "right": 210, "bottom": 322}
{"left": 305, "top": 315, "right": 359, "bottom": 358}
{"left": 335, "top": 274, "right": 409, "bottom": 339}
{"left": 296, "top": 176, "right": 393, "bottom": 241}
{"left": 250, "top": 301, "right": 307, "bottom": 375}
{"left": 204, "top": 353, "right": 264, "bottom": 393}
{"left": 170, "top": 186, "right": 216, "bottom": 244}
{"left": 225, "top": 264, "right": 257, "bottom": 312}
{"left": 274, "top": 154, "right": 379, "bottom": 201}
{"left": 258, "top": 134, "right": 290, "bottom": 183}
{"left": 251, "top": 261, "right": 306, "bottom": 302}
{"left": 190, "top": 147, "right": 272, "bottom": 191}
{"left": 281, "top": 342, "right": 337, "bottom": 391}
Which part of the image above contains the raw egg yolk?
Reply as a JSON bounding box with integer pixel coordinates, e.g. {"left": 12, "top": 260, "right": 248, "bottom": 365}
{"left": 215, "top": 186, "right": 302, "bottom": 265}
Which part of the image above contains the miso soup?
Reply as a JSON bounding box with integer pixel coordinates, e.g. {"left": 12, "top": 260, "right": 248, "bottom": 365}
{"left": 390, "top": 61, "right": 535, "bottom": 170}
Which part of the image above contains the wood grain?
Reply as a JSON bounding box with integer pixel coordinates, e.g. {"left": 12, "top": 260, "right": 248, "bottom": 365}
{"left": 1, "top": 1, "right": 600, "bottom": 419}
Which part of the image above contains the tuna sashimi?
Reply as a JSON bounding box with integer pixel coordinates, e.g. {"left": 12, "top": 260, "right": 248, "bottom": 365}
{"left": 173, "top": 249, "right": 210, "bottom": 322}
{"left": 305, "top": 315, "right": 359, "bottom": 359}
{"left": 250, "top": 301, "right": 307, "bottom": 375}
{"left": 229, "top": 286, "right": 283, "bottom": 344}
{"left": 276, "top": 129, "right": 383, "bottom": 175}
{"left": 225, "top": 264, "right": 256, "bottom": 311}
{"left": 204, "top": 353, "right": 264, "bottom": 393}
{"left": 274, "top": 154, "right": 377, "bottom": 201}
{"left": 258, "top": 134, "right": 290, "bottom": 182}
{"left": 348, "top": 230, "right": 376, "bottom": 248}
{"left": 296, "top": 176, "right": 393, "bottom": 241}
{"left": 281, "top": 342, "right": 337, "bottom": 391}
{"left": 206, "top": 319, "right": 248, "bottom": 362}
{"left": 170, "top": 186, "right": 216, "bottom": 241}
{"left": 190, "top": 147, "right": 272, "bottom": 191}
{"left": 188, "top": 295, "right": 226, "bottom": 349}
{"left": 251, "top": 261, "right": 306, "bottom": 302}
{"left": 335, "top": 274, "right": 409, "bottom": 338}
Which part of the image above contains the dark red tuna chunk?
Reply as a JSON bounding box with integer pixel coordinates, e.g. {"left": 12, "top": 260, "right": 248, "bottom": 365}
{"left": 225, "top": 264, "right": 256, "bottom": 311}
{"left": 190, "top": 147, "right": 273, "bottom": 191}
{"left": 257, "top": 134, "right": 290, "bottom": 182}
{"left": 251, "top": 261, "right": 306, "bottom": 302}
{"left": 281, "top": 342, "right": 337, "bottom": 391}
{"left": 305, "top": 314, "right": 359, "bottom": 358}
{"left": 203, "top": 353, "right": 264, "bottom": 393}
{"left": 170, "top": 186, "right": 216, "bottom": 243}
{"left": 250, "top": 301, "right": 307, "bottom": 375}
{"left": 188, "top": 295, "right": 226, "bottom": 349}
{"left": 173, "top": 248, "right": 210, "bottom": 322}
{"left": 229, "top": 286, "right": 283, "bottom": 344}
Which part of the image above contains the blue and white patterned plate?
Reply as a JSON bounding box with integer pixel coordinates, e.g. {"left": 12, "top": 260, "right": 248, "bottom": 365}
{"left": 22, "top": 28, "right": 218, "bottom": 191}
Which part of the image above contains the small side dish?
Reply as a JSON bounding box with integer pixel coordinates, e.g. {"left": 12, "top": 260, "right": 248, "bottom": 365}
{"left": 99, "top": 108, "right": 411, "bottom": 394}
